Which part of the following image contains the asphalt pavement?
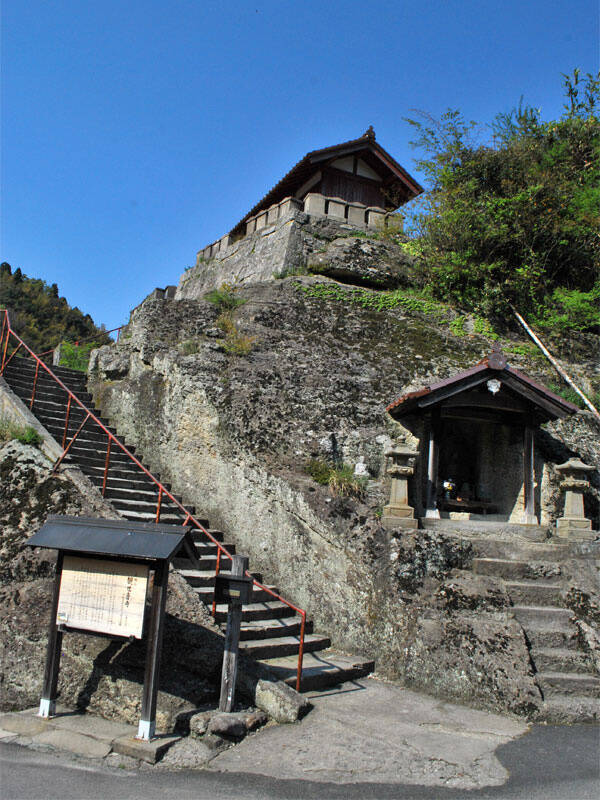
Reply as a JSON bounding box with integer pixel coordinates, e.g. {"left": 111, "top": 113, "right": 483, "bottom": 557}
{"left": 1, "top": 723, "right": 598, "bottom": 800}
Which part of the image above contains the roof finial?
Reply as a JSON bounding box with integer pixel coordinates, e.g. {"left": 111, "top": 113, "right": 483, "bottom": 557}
{"left": 488, "top": 341, "right": 507, "bottom": 370}
{"left": 364, "top": 125, "right": 376, "bottom": 140}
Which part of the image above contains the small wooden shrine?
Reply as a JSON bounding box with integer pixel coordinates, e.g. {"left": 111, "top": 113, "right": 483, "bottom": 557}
{"left": 386, "top": 346, "right": 579, "bottom": 524}
{"left": 229, "top": 127, "right": 422, "bottom": 239}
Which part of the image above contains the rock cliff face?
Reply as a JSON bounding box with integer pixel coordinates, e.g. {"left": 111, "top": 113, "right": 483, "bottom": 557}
{"left": 88, "top": 276, "right": 600, "bottom": 717}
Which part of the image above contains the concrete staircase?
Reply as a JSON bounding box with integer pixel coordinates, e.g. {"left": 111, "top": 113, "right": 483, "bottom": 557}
{"left": 3, "top": 355, "right": 374, "bottom": 691}
{"left": 472, "top": 538, "right": 600, "bottom": 723}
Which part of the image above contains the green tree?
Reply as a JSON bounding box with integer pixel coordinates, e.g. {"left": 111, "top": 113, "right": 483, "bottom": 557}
{"left": 0, "top": 265, "right": 110, "bottom": 354}
{"left": 404, "top": 71, "right": 600, "bottom": 330}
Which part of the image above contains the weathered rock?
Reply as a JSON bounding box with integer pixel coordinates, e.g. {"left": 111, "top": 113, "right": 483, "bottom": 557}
{"left": 244, "top": 709, "right": 268, "bottom": 731}
{"left": 86, "top": 277, "right": 599, "bottom": 717}
{"left": 188, "top": 711, "right": 211, "bottom": 738}
{"left": 308, "top": 235, "right": 414, "bottom": 288}
{"left": 254, "top": 680, "right": 311, "bottom": 724}
{"left": 208, "top": 713, "right": 247, "bottom": 738}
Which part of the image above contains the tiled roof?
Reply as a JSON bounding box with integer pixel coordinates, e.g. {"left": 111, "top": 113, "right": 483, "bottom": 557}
{"left": 386, "top": 349, "right": 579, "bottom": 421}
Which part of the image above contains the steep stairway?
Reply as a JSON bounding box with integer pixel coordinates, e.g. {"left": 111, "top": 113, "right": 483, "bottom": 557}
{"left": 2, "top": 355, "right": 373, "bottom": 690}
{"left": 472, "top": 537, "right": 600, "bottom": 722}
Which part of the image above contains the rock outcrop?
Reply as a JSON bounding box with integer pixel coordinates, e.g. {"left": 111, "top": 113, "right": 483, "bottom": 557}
{"left": 87, "top": 277, "right": 600, "bottom": 717}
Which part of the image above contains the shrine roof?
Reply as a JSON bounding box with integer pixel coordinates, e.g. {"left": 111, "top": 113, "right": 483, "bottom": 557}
{"left": 386, "top": 347, "right": 580, "bottom": 423}
{"left": 229, "top": 128, "right": 423, "bottom": 237}
{"left": 27, "top": 515, "right": 190, "bottom": 561}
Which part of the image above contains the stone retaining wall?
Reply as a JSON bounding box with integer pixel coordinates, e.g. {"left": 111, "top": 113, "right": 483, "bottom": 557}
{"left": 196, "top": 193, "right": 390, "bottom": 263}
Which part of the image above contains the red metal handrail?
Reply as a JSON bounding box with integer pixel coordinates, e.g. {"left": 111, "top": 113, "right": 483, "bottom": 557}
{"left": 37, "top": 324, "right": 126, "bottom": 360}
{"left": 0, "top": 308, "right": 306, "bottom": 689}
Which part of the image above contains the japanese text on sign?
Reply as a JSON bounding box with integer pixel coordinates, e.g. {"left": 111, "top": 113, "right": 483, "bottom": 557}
{"left": 56, "top": 556, "right": 149, "bottom": 638}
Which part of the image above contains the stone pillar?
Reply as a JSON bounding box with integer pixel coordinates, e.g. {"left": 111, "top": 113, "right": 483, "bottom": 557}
{"left": 556, "top": 458, "right": 596, "bottom": 540}
{"left": 382, "top": 441, "right": 419, "bottom": 530}
{"left": 425, "top": 413, "right": 441, "bottom": 519}
{"left": 522, "top": 425, "right": 537, "bottom": 525}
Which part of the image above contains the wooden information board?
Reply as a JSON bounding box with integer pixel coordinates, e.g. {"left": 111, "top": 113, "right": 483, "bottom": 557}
{"left": 56, "top": 555, "right": 149, "bottom": 639}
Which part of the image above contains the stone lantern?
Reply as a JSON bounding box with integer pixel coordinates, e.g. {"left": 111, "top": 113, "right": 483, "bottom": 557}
{"left": 555, "top": 458, "right": 596, "bottom": 541}
{"left": 382, "top": 440, "right": 419, "bottom": 530}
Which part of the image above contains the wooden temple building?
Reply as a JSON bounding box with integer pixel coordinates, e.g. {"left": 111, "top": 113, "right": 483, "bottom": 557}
{"left": 386, "top": 346, "right": 579, "bottom": 525}
{"left": 228, "top": 127, "right": 423, "bottom": 240}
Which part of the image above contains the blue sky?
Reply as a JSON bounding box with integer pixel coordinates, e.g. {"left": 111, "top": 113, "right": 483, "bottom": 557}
{"left": 2, "top": 0, "right": 598, "bottom": 330}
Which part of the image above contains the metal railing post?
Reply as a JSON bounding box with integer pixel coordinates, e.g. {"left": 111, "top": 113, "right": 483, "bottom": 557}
{"left": 212, "top": 549, "right": 222, "bottom": 617}
{"left": 296, "top": 612, "right": 306, "bottom": 691}
{"left": 30, "top": 361, "right": 40, "bottom": 410}
{"left": 102, "top": 437, "right": 112, "bottom": 496}
{"left": 53, "top": 412, "right": 91, "bottom": 472}
{"left": 62, "top": 395, "right": 72, "bottom": 450}
{"left": 155, "top": 488, "right": 163, "bottom": 523}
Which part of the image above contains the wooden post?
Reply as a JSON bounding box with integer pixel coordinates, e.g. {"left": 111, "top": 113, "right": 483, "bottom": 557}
{"left": 138, "top": 560, "right": 169, "bottom": 741}
{"left": 425, "top": 412, "right": 441, "bottom": 518}
{"left": 522, "top": 425, "right": 537, "bottom": 525}
{"left": 39, "top": 552, "right": 64, "bottom": 718}
{"left": 219, "top": 555, "right": 249, "bottom": 713}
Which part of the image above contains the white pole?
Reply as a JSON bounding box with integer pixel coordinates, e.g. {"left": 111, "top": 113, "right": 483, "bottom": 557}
{"left": 510, "top": 306, "right": 600, "bottom": 421}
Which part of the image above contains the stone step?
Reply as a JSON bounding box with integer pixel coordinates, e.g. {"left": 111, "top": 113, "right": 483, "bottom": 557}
{"left": 505, "top": 581, "right": 564, "bottom": 607}
{"left": 194, "top": 584, "right": 276, "bottom": 604}
{"left": 239, "top": 634, "right": 331, "bottom": 660}
{"left": 119, "top": 509, "right": 188, "bottom": 525}
{"left": 470, "top": 538, "right": 567, "bottom": 562}
{"left": 537, "top": 672, "right": 600, "bottom": 698}
{"left": 531, "top": 647, "right": 593, "bottom": 674}
{"left": 239, "top": 618, "right": 313, "bottom": 641}
{"left": 213, "top": 601, "right": 296, "bottom": 623}
{"left": 5, "top": 357, "right": 87, "bottom": 383}
{"left": 103, "top": 486, "right": 191, "bottom": 511}
{"left": 44, "top": 422, "right": 122, "bottom": 447}
{"left": 177, "top": 564, "right": 249, "bottom": 586}
{"left": 103, "top": 497, "right": 187, "bottom": 517}
{"left": 6, "top": 375, "right": 94, "bottom": 404}
{"left": 63, "top": 443, "right": 135, "bottom": 464}
{"left": 79, "top": 462, "right": 164, "bottom": 483}
{"left": 524, "top": 620, "right": 578, "bottom": 650}
{"left": 172, "top": 553, "right": 232, "bottom": 571}
{"left": 261, "top": 650, "right": 375, "bottom": 692}
{"left": 191, "top": 529, "right": 225, "bottom": 544}
{"left": 535, "top": 694, "right": 600, "bottom": 724}
{"left": 82, "top": 463, "right": 165, "bottom": 487}
{"left": 473, "top": 558, "right": 531, "bottom": 579}
{"left": 512, "top": 605, "right": 574, "bottom": 627}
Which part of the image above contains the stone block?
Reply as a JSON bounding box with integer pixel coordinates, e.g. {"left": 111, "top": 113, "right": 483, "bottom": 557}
{"left": 381, "top": 516, "right": 418, "bottom": 530}
{"left": 254, "top": 679, "right": 311, "bottom": 723}
{"left": 255, "top": 211, "right": 268, "bottom": 230}
{"left": 347, "top": 203, "right": 367, "bottom": 226}
{"left": 220, "top": 235, "right": 231, "bottom": 251}
{"left": 326, "top": 198, "right": 346, "bottom": 220}
{"left": 34, "top": 728, "right": 112, "bottom": 758}
{"left": 208, "top": 713, "right": 247, "bottom": 738}
{"left": 303, "top": 193, "right": 326, "bottom": 216}
{"left": 277, "top": 197, "right": 297, "bottom": 217}
{"left": 112, "top": 733, "right": 181, "bottom": 764}
{"left": 50, "top": 712, "right": 134, "bottom": 740}
{"left": 245, "top": 216, "right": 257, "bottom": 235}
{"left": 267, "top": 204, "right": 280, "bottom": 224}
{"left": 0, "top": 713, "right": 49, "bottom": 736}
{"left": 367, "top": 208, "right": 386, "bottom": 228}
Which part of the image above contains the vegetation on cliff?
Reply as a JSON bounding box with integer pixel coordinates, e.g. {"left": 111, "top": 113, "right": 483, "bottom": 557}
{"left": 404, "top": 70, "right": 600, "bottom": 331}
{"left": 0, "top": 262, "right": 109, "bottom": 356}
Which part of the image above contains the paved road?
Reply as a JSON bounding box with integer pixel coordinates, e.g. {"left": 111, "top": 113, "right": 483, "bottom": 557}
{"left": 1, "top": 724, "right": 598, "bottom": 800}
